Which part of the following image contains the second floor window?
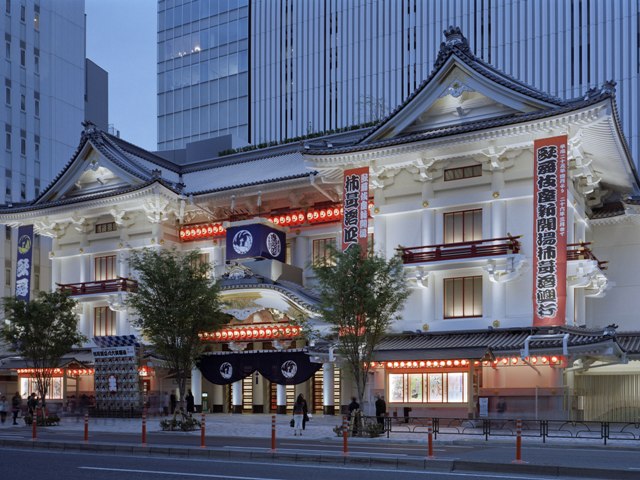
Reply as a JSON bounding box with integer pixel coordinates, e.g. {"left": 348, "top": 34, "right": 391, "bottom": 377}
{"left": 95, "top": 255, "right": 117, "bottom": 281}
{"left": 94, "top": 306, "right": 116, "bottom": 337}
{"left": 312, "top": 237, "right": 336, "bottom": 266}
{"left": 444, "top": 209, "right": 482, "bottom": 244}
{"left": 444, "top": 276, "right": 482, "bottom": 318}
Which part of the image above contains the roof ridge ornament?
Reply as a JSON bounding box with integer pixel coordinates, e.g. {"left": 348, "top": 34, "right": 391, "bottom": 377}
{"left": 584, "top": 79, "right": 617, "bottom": 100}
{"left": 442, "top": 26, "right": 471, "bottom": 52}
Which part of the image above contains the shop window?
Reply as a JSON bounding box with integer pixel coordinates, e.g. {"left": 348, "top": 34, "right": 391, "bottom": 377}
{"left": 21, "top": 376, "right": 63, "bottom": 399}
{"left": 388, "top": 372, "right": 467, "bottom": 404}
{"left": 444, "top": 209, "right": 482, "bottom": 244}
{"left": 94, "top": 306, "right": 116, "bottom": 337}
{"left": 312, "top": 237, "right": 335, "bottom": 266}
{"left": 444, "top": 164, "right": 482, "bottom": 181}
{"left": 444, "top": 276, "right": 482, "bottom": 318}
{"left": 95, "top": 255, "right": 117, "bottom": 281}
{"left": 95, "top": 221, "right": 116, "bottom": 234}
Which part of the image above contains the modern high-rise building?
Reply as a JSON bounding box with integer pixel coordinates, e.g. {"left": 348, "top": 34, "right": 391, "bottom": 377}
{"left": 157, "top": 0, "right": 640, "bottom": 165}
{"left": 0, "top": 0, "right": 102, "bottom": 296}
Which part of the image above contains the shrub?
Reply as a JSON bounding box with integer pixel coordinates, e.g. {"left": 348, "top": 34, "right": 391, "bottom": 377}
{"left": 24, "top": 414, "right": 60, "bottom": 426}
{"left": 160, "top": 416, "right": 201, "bottom": 431}
{"left": 364, "top": 422, "right": 384, "bottom": 438}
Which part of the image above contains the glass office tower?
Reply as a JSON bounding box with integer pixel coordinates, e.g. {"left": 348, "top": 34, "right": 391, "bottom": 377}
{"left": 157, "top": 0, "right": 249, "bottom": 150}
{"left": 157, "top": 0, "right": 640, "bottom": 166}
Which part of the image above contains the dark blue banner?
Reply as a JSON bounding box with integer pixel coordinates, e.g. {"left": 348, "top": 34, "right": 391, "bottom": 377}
{"left": 15, "top": 225, "right": 33, "bottom": 301}
{"left": 226, "top": 223, "right": 286, "bottom": 262}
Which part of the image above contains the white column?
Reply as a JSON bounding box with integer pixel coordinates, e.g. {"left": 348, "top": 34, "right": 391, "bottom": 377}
{"left": 117, "top": 309, "right": 129, "bottom": 335}
{"left": 322, "top": 362, "right": 335, "bottom": 415}
{"left": 231, "top": 380, "right": 242, "bottom": 413}
{"left": 276, "top": 383, "right": 287, "bottom": 414}
{"left": 51, "top": 257, "right": 61, "bottom": 291}
{"left": 212, "top": 245, "right": 223, "bottom": 279}
{"left": 191, "top": 367, "right": 202, "bottom": 412}
{"left": 373, "top": 215, "right": 387, "bottom": 257}
{"left": 212, "top": 384, "right": 223, "bottom": 413}
{"left": 79, "top": 254, "right": 89, "bottom": 283}
{"left": 421, "top": 209, "right": 435, "bottom": 246}
{"left": 491, "top": 169, "right": 505, "bottom": 194}
{"left": 252, "top": 372, "right": 264, "bottom": 413}
{"left": 492, "top": 282, "right": 506, "bottom": 324}
{"left": 491, "top": 200, "right": 506, "bottom": 238}
{"left": 293, "top": 235, "right": 309, "bottom": 270}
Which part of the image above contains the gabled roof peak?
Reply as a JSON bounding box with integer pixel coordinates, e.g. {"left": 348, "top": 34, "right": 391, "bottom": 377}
{"left": 441, "top": 25, "right": 471, "bottom": 53}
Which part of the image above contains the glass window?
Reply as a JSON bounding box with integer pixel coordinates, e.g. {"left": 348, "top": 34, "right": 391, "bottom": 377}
{"left": 4, "top": 124, "right": 10, "bottom": 150}
{"left": 5, "top": 41, "right": 9, "bottom": 59}
{"left": 20, "top": 94, "right": 24, "bottom": 111}
{"left": 20, "top": 48, "right": 25, "bottom": 67}
{"left": 447, "top": 372, "right": 466, "bottom": 403}
{"left": 95, "top": 255, "right": 117, "bottom": 281}
{"left": 4, "top": 85, "right": 9, "bottom": 105}
{"left": 21, "top": 377, "right": 63, "bottom": 399}
{"left": 408, "top": 374, "right": 423, "bottom": 403}
{"left": 5, "top": 0, "right": 9, "bottom": 14}
{"left": 444, "top": 209, "right": 482, "bottom": 244}
{"left": 33, "top": 12, "right": 39, "bottom": 30}
{"left": 388, "top": 374, "right": 404, "bottom": 403}
{"left": 34, "top": 97, "right": 39, "bottom": 116}
{"left": 94, "top": 306, "right": 116, "bottom": 337}
{"left": 312, "top": 237, "right": 335, "bottom": 266}
{"left": 444, "top": 165, "right": 482, "bottom": 181}
{"left": 444, "top": 276, "right": 482, "bottom": 318}
{"left": 387, "top": 372, "right": 468, "bottom": 404}
{"left": 427, "top": 374, "right": 444, "bottom": 402}
{"left": 20, "top": 4, "right": 24, "bottom": 22}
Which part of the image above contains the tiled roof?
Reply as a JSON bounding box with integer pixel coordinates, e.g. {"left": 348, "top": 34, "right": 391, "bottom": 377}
{"left": 374, "top": 326, "right": 640, "bottom": 360}
{"left": 590, "top": 201, "right": 625, "bottom": 220}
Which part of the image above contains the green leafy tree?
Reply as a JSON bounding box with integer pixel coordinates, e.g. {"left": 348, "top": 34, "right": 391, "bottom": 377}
{"left": 127, "top": 248, "right": 225, "bottom": 410}
{"left": 1, "top": 291, "right": 85, "bottom": 410}
{"left": 313, "top": 245, "right": 409, "bottom": 404}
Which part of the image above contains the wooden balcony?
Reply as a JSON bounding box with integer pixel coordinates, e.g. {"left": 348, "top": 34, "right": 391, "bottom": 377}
{"left": 57, "top": 277, "right": 138, "bottom": 296}
{"left": 567, "top": 242, "right": 608, "bottom": 270}
{"left": 399, "top": 236, "right": 522, "bottom": 265}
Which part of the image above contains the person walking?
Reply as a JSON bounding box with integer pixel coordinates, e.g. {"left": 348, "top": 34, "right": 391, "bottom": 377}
{"left": 11, "top": 392, "right": 21, "bottom": 425}
{"left": 292, "top": 394, "right": 306, "bottom": 436}
{"left": 186, "top": 390, "right": 195, "bottom": 414}
{"left": 27, "top": 393, "right": 37, "bottom": 417}
{"left": 375, "top": 395, "right": 387, "bottom": 426}
{"left": 0, "top": 395, "right": 8, "bottom": 424}
{"left": 297, "top": 393, "right": 309, "bottom": 430}
{"left": 170, "top": 392, "right": 177, "bottom": 414}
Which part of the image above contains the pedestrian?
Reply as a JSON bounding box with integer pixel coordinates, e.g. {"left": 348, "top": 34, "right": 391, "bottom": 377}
{"left": 297, "top": 393, "right": 309, "bottom": 430}
{"left": 0, "top": 395, "right": 8, "bottom": 424}
{"left": 11, "top": 392, "right": 21, "bottom": 425}
{"left": 348, "top": 396, "right": 360, "bottom": 435}
{"left": 162, "top": 392, "right": 170, "bottom": 416}
{"left": 292, "top": 394, "right": 305, "bottom": 436}
{"left": 375, "top": 395, "right": 387, "bottom": 426}
{"left": 170, "top": 392, "right": 176, "bottom": 414}
{"left": 186, "top": 390, "right": 195, "bottom": 414}
{"left": 27, "top": 393, "right": 37, "bottom": 416}
{"left": 348, "top": 397, "right": 359, "bottom": 418}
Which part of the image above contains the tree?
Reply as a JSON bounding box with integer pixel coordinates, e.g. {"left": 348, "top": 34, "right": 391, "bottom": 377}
{"left": 1, "top": 291, "right": 85, "bottom": 409}
{"left": 313, "top": 245, "right": 409, "bottom": 405}
{"left": 127, "top": 248, "right": 225, "bottom": 411}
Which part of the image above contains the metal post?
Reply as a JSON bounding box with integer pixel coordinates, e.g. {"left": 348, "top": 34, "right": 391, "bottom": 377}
{"left": 271, "top": 415, "right": 276, "bottom": 451}
{"left": 84, "top": 413, "right": 89, "bottom": 442}
{"left": 200, "top": 412, "right": 206, "bottom": 448}
{"left": 427, "top": 418, "right": 434, "bottom": 458}
{"left": 513, "top": 418, "right": 523, "bottom": 463}
{"left": 31, "top": 412, "right": 37, "bottom": 440}
{"left": 342, "top": 415, "right": 348, "bottom": 455}
{"left": 141, "top": 409, "right": 147, "bottom": 446}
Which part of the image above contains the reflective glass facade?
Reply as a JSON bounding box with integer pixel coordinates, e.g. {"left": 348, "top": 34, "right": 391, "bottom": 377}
{"left": 157, "top": 0, "right": 249, "bottom": 150}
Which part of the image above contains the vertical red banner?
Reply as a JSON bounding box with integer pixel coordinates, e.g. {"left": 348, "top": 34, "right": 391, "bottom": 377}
{"left": 533, "top": 135, "right": 568, "bottom": 326}
{"left": 342, "top": 167, "right": 370, "bottom": 253}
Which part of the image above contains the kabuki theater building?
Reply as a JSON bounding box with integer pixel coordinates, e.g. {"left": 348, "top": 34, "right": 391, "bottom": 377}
{"left": 3, "top": 28, "right": 640, "bottom": 421}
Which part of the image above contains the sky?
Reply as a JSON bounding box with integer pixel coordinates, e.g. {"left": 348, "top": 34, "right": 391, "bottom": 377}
{"left": 85, "top": 0, "right": 157, "bottom": 151}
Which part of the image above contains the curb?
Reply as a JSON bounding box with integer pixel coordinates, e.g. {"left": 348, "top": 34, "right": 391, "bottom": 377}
{"left": 0, "top": 438, "right": 636, "bottom": 479}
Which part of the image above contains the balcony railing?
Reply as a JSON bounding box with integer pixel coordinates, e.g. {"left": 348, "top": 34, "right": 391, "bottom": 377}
{"left": 399, "top": 236, "right": 522, "bottom": 264}
{"left": 567, "top": 242, "right": 608, "bottom": 270}
{"left": 57, "top": 277, "right": 138, "bottom": 295}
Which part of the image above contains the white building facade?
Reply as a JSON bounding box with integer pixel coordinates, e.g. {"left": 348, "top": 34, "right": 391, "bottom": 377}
{"left": 3, "top": 28, "right": 640, "bottom": 421}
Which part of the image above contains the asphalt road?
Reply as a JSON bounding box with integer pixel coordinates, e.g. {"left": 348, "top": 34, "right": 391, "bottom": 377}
{"left": 1, "top": 446, "right": 595, "bottom": 480}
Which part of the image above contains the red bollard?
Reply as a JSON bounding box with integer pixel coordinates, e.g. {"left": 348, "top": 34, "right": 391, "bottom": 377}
{"left": 427, "top": 418, "right": 434, "bottom": 458}
{"left": 141, "top": 410, "right": 147, "bottom": 446}
{"left": 271, "top": 415, "right": 276, "bottom": 451}
{"left": 31, "top": 412, "right": 37, "bottom": 440}
{"left": 513, "top": 418, "right": 525, "bottom": 464}
{"left": 200, "top": 413, "right": 206, "bottom": 448}
{"left": 342, "top": 415, "right": 348, "bottom": 455}
{"left": 84, "top": 413, "right": 89, "bottom": 442}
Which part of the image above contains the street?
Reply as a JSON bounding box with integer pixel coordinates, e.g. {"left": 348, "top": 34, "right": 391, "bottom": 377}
{"left": 0, "top": 447, "right": 601, "bottom": 480}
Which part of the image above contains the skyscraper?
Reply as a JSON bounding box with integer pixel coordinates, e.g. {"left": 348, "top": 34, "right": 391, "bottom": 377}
{"left": 1, "top": 0, "right": 91, "bottom": 295}
{"left": 157, "top": 0, "right": 640, "bottom": 165}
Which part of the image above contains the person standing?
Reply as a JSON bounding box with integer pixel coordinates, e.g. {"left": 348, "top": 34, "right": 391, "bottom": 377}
{"left": 186, "top": 390, "right": 195, "bottom": 414}
{"left": 292, "top": 394, "right": 305, "bottom": 436}
{"left": 375, "top": 395, "right": 387, "bottom": 426}
{"left": 348, "top": 397, "right": 360, "bottom": 418}
{"left": 162, "top": 392, "right": 170, "bottom": 416}
{"left": 170, "top": 392, "right": 177, "bottom": 414}
{"left": 27, "top": 393, "right": 37, "bottom": 416}
{"left": 0, "top": 395, "right": 8, "bottom": 424}
{"left": 11, "top": 392, "right": 21, "bottom": 425}
{"left": 297, "top": 394, "right": 309, "bottom": 430}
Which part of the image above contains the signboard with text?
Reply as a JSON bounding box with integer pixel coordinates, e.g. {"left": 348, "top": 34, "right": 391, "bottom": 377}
{"left": 15, "top": 225, "right": 33, "bottom": 302}
{"left": 532, "top": 135, "right": 568, "bottom": 326}
{"left": 342, "top": 167, "right": 369, "bottom": 253}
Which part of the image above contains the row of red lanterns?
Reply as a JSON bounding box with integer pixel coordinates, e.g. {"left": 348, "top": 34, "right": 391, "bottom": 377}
{"left": 269, "top": 206, "right": 345, "bottom": 226}
{"left": 367, "top": 356, "right": 563, "bottom": 369}
{"left": 179, "top": 223, "right": 225, "bottom": 241}
{"left": 199, "top": 325, "right": 301, "bottom": 342}
{"left": 486, "top": 355, "right": 562, "bottom": 366}
{"left": 370, "top": 359, "right": 470, "bottom": 369}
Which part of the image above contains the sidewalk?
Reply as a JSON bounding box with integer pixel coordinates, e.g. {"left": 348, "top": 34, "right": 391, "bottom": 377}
{"left": 1, "top": 413, "right": 640, "bottom": 479}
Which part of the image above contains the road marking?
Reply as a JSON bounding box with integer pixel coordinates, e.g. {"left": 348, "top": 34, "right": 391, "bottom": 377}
{"left": 222, "top": 445, "right": 411, "bottom": 458}
{"left": 280, "top": 442, "right": 448, "bottom": 453}
{"left": 79, "top": 466, "right": 284, "bottom": 480}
